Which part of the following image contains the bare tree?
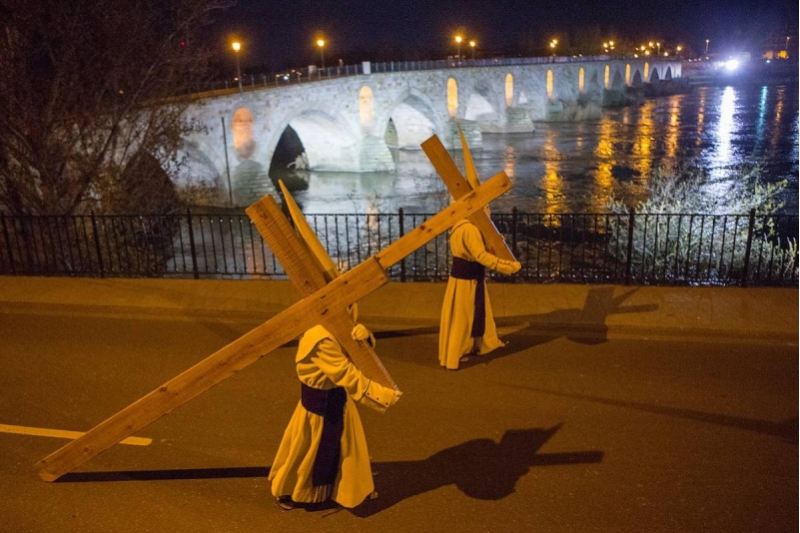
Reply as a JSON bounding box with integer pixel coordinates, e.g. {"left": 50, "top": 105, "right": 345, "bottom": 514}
{"left": 0, "top": 0, "right": 232, "bottom": 216}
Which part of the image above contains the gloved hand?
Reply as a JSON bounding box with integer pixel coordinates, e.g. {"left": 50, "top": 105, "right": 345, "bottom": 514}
{"left": 351, "top": 323, "right": 371, "bottom": 341}
{"left": 495, "top": 260, "right": 522, "bottom": 275}
{"left": 361, "top": 382, "right": 402, "bottom": 412}
{"left": 389, "top": 387, "right": 403, "bottom": 407}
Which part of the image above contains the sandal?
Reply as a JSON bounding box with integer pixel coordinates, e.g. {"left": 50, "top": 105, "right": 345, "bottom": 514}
{"left": 276, "top": 496, "right": 294, "bottom": 510}
{"left": 365, "top": 490, "right": 379, "bottom": 501}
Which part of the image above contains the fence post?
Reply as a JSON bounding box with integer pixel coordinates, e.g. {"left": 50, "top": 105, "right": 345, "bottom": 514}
{"left": 1, "top": 213, "right": 13, "bottom": 273}
{"left": 625, "top": 209, "right": 635, "bottom": 285}
{"left": 741, "top": 209, "right": 756, "bottom": 287}
{"left": 187, "top": 209, "right": 200, "bottom": 280}
{"left": 511, "top": 207, "right": 519, "bottom": 255}
{"left": 90, "top": 211, "right": 105, "bottom": 277}
{"left": 398, "top": 208, "right": 406, "bottom": 282}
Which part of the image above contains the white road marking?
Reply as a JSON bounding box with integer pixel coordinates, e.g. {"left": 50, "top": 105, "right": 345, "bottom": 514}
{"left": 0, "top": 423, "right": 152, "bottom": 446}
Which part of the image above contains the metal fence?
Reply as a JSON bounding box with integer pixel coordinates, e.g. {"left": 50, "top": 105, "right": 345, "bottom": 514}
{"left": 193, "top": 54, "right": 632, "bottom": 97}
{"left": 0, "top": 210, "right": 797, "bottom": 286}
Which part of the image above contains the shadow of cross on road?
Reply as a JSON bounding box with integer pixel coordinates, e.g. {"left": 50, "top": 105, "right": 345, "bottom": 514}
{"left": 460, "top": 286, "right": 659, "bottom": 368}
{"left": 352, "top": 425, "right": 603, "bottom": 517}
{"left": 56, "top": 426, "right": 603, "bottom": 516}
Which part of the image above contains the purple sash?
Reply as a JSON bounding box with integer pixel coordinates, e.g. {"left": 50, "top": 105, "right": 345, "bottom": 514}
{"left": 450, "top": 257, "right": 486, "bottom": 338}
{"left": 301, "top": 383, "right": 346, "bottom": 487}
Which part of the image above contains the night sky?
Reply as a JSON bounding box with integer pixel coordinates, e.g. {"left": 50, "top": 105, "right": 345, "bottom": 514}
{"left": 209, "top": 0, "right": 798, "bottom": 70}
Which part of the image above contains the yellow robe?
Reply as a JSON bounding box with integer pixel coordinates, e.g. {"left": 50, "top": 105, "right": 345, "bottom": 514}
{"left": 439, "top": 220, "right": 506, "bottom": 370}
{"left": 269, "top": 325, "right": 389, "bottom": 508}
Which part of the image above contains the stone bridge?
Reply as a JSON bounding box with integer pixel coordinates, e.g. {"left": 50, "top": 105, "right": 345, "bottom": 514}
{"left": 178, "top": 58, "right": 682, "bottom": 205}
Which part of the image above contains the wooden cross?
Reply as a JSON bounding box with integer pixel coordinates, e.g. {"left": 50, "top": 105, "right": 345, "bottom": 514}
{"left": 421, "top": 129, "right": 517, "bottom": 262}
{"left": 36, "top": 135, "right": 514, "bottom": 482}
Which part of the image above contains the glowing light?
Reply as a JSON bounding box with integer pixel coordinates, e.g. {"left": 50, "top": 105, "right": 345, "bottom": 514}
{"left": 454, "top": 35, "right": 462, "bottom": 44}
{"left": 358, "top": 86, "right": 374, "bottom": 131}
{"left": 724, "top": 59, "right": 739, "bottom": 70}
{"left": 316, "top": 39, "right": 325, "bottom": 48}
{"left": 447, "top": 77, "right": 458, "bottom": 117}
{"left": 505, "top": 73, "right": 513, "bottom": 106}
{"left": 232, "top": 41, "right": 241, "bottom": 52}
{"left": 546, "top": 70, "right": 554, "bottom": 99}
{"left": 578, "top": 67, "right": 585, "bottom": 93}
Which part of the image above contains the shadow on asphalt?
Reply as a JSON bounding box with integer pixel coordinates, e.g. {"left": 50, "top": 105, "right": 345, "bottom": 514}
{"left": 352, "top": 425, "right": 603, "bottom": 518}
{"left": 374, "top": 286, "right": 659, "bottom": 369}
{"left": 56, "top": 426, "right": 604, "bottom": 517}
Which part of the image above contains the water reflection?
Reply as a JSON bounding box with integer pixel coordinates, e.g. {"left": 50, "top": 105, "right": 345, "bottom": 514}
{"left": 710, "top": 86, "right": 737, "bottom": 174}
{"left": 541, "top": 128, "right": 564, "bottom": 225}
{"left": 288, "top": 84, "right": 797, "bottom": 215}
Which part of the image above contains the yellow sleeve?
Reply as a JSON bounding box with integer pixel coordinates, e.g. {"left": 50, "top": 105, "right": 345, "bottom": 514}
{"left": 311, "top": 337, "right": 399, "bottom": 412}
{"left": 461, "top": 223, "right": 501, "bottom": 270}
{"left": 311, "top": 338, "right": 370, "bottom": 400}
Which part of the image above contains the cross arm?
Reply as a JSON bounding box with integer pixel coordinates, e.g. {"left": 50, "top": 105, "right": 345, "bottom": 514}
{"left": 420, "top": 135, "right": 516, "bottom": 262}
{"left": 36, "top": 257, "right": 388, "bottom": 482}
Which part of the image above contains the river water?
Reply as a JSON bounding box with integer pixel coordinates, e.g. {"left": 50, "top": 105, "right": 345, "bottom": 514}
{"left": 289, "top": 84, "right": 799, "bottom": 216}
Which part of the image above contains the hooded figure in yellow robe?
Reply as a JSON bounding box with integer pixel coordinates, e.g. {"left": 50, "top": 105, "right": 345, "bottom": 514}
{"left": 439, "top": 215, "right": 521, "bottom": 370}
{"left": 269, "top": 304, "right": 402, "bottom": 509}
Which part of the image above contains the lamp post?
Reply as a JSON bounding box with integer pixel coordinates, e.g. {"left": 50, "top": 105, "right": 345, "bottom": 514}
{"left": 550, "top": 38, "right": 558, "bottom": 56}
{"left": 232, "top": 41, "right": 243, "bottom": 94}
{"left": 454, "top": 35, "right": 462, "bottom": 62}
{"left": 469, "top": 40, "right": 476, "bottom": 60}
{"left": 705, "top": 39, "right": 710, "bottom": 55}
{"left": 316, "top": 39, "right": 325, "bottom": 69}
{"left": 656, "top": 42, "right": 661, "bottom": 55}
{"left": 786, "top": 36, "right": 791, "bottom": 54}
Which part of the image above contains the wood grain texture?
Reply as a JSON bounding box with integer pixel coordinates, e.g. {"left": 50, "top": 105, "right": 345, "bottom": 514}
{"left": 420, "top": 136, "right": 517, "bottom": 262}
{"left": 36, "top": 254, "right": 388, "bottom": 481}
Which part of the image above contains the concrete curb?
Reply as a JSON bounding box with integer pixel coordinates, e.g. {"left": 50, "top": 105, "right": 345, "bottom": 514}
{"left": 0, "top": 276, "right": 796, "bottom": 345}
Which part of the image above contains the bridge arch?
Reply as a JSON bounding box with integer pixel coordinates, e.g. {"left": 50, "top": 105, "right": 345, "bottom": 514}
{"left": 381, "top": 89, "right": 441, "bottom": 150}
{"left": 269, "top": 108, "right": 360, "bottom": 172}
{"left": 665, "top": 66, "right": 673, "bottom": 80}
{"left": 650, "top": 67, "right": 661, "bottom": 82}
{"left": 610, "top": 69, "right": 625, "bottom": 91}
{"left": 631, "top": 69, "right": 643, "bottom": 86}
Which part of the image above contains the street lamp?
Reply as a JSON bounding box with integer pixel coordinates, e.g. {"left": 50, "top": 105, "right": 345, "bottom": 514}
{"left": 550, "top": 38, "right": 558, "bottom": 56}
{"left": 231, "top": 41, "right": 243, "bottom": 94}
{"left": 705, "top": 39, "right": 710, "bottom": 55}
{"left": 454, "top": 35, "right": 463, "bottom": 62}
{"left": 786, "top": 36, "right": 791, "bottom": 52}
{"left": 316, "top": 39, "right": 325, "bottom": 69}
{"left": 656, "top": 42, "right": 661, "bottom": 55}
{"left": 469, "top": 40, "right": 476, "bottom": 60}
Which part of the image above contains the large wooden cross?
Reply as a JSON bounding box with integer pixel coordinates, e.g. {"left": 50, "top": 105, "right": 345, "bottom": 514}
{"left": 36, "top": 134, "right": 515, "bottom": 482}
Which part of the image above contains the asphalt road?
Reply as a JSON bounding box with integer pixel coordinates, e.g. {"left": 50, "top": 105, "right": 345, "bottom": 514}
{"left": 1, "top": 308, "right": 796, "bottom": 533}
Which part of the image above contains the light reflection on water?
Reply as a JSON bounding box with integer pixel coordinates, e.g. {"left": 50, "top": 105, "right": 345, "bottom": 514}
{"left": 290, "top": 84, "right": 798, "bottom": 215}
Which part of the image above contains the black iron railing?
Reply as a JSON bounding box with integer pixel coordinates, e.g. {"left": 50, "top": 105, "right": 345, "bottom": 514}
{"left": 0, "top": 209, "right": 796, "bottom": 286}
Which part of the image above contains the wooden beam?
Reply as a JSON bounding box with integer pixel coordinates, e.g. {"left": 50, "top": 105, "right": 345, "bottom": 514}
{"left": 36, "top": 173, "right": 512, "bottom": 482}
{"left": 376, "top": 171, "right": 512, "bottom": 268}
{"left": 246, "top": 195, "right": 396, "bottom": 389}
{"left": 36, "top": 258, "right": 388, "bottom": 482}
{"left": 421, "top": 135, "right": 516, "bottom": 262}
{"left": 246, "top": 196, "right": 327, "bottom": 297}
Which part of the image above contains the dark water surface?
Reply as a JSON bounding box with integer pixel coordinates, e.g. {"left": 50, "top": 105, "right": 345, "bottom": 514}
{"left": 292, "top": 84, "right": 799, "bottom": 215}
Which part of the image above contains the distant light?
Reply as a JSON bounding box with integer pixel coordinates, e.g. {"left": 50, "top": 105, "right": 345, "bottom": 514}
{"left": 766, "top": 59, "right": 771, "bottom": 64}
{"left": 455, "top": 35, "right": 462, "bottom": 44}
{"left": 316, "top": 39, "right": 325, "bottom": 48}
{"left": 725, "top": 59, "right": 740, "bottom": 70}
{"left": 232, "top": 41, "right": 241, "bottom": 52}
